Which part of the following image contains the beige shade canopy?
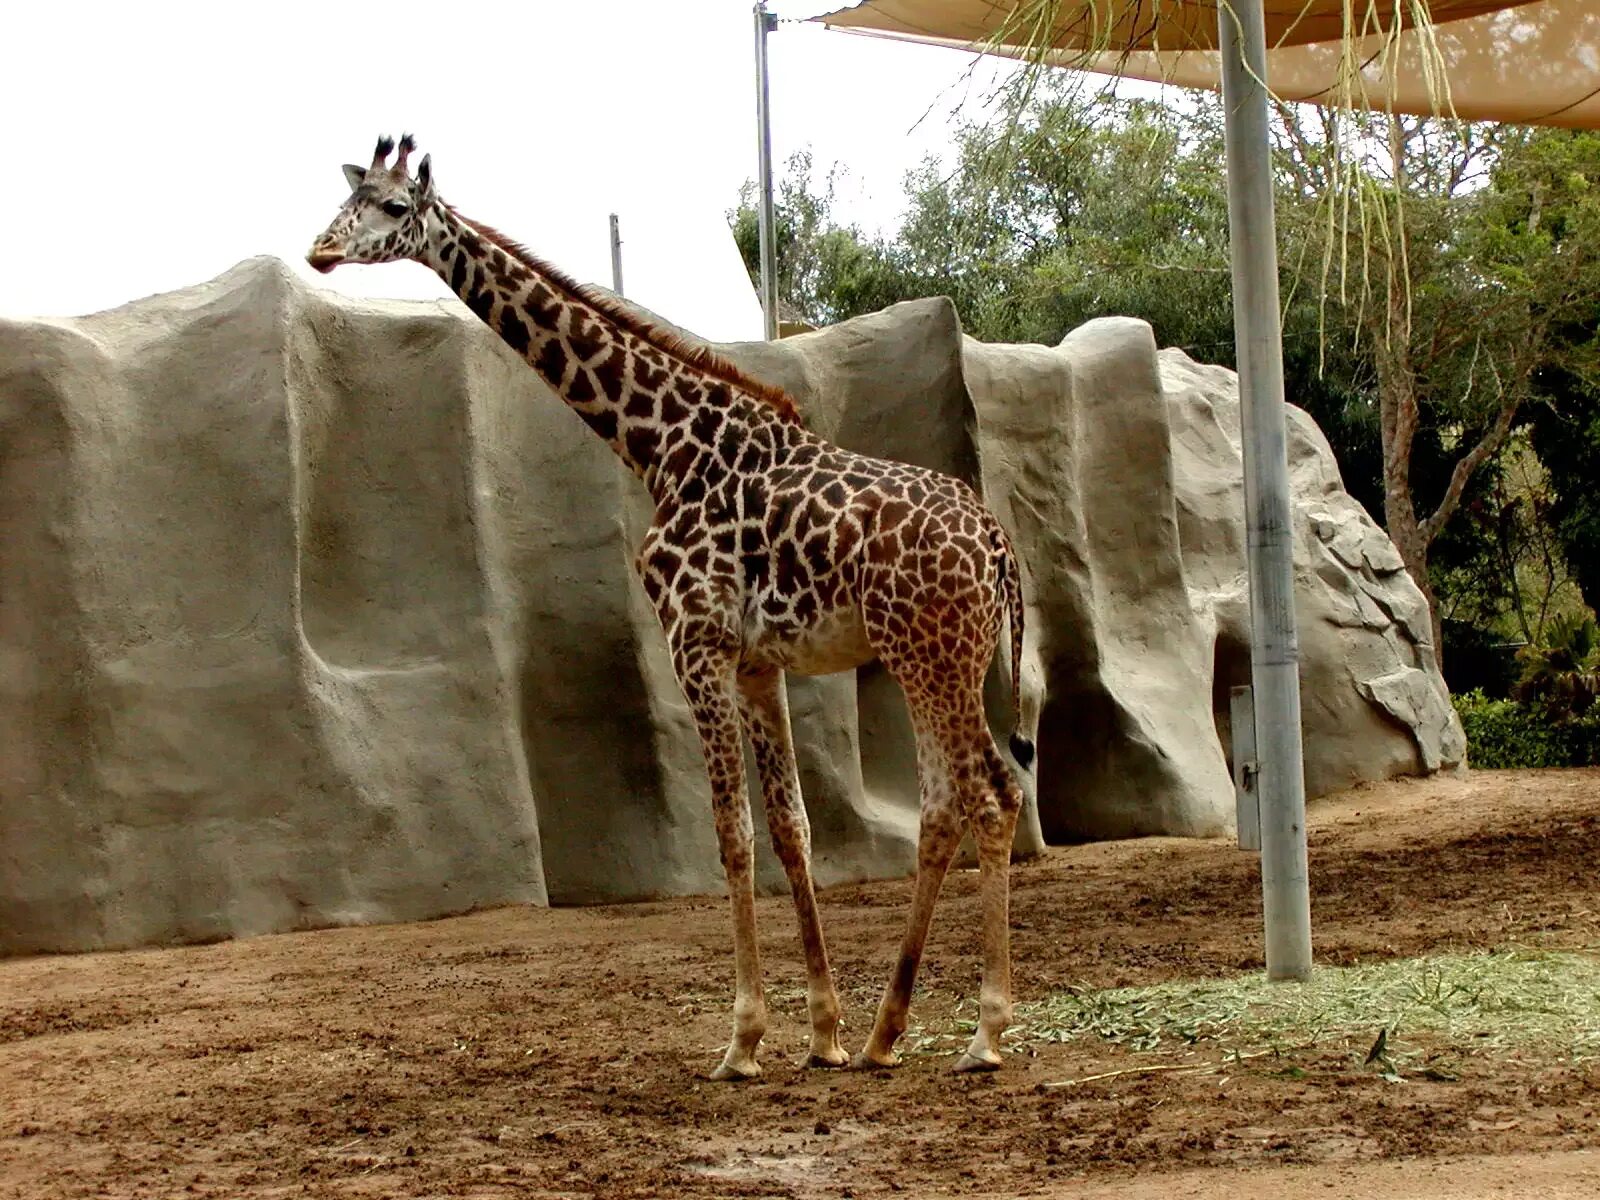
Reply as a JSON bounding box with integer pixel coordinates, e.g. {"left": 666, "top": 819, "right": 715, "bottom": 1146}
{"left": 816, "top": 0, "right": 1600, "bottom": 128}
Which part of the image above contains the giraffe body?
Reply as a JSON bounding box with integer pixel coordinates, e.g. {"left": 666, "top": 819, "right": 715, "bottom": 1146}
{"left": 308, "top": 137, "right": 1031, "bottom": 1079}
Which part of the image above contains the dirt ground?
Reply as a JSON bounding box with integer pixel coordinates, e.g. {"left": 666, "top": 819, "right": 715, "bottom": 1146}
{"left": 3, "top": 768, "right": 1598, "bottom": 1199}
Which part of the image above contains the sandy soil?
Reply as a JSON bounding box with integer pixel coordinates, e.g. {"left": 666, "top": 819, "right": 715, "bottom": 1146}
{"left": 3, "top": 768, "right": 1598, "bottom": 1199}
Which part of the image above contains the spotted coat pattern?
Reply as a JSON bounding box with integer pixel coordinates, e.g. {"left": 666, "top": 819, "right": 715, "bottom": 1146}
{"left": 308, "top": 137, "right": 1033, "bottom": 1078}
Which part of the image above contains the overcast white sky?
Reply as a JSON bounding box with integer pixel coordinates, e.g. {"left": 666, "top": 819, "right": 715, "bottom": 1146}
{"left": 1, "top": 1, "right": 1018, "bottom": 340}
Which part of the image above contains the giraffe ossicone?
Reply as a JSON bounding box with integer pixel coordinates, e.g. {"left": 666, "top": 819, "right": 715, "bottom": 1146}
{"left": 308, "top": 135, "right": 1035, "bottom": 1079}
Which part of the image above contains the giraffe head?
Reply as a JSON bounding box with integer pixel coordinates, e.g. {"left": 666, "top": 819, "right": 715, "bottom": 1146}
{"left": 306, "top": 134, "right": 434, "bottom": 273}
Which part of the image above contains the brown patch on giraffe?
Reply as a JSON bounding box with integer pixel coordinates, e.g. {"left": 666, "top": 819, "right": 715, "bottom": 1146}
{"left": 676, "top": 476, "right": 707, "bottom": 507}
{"left": 689, "top": 406, "right": 724, "bottom": 447}
{"left": 802, "top": 534, "right": 831, "bottom": 578}
{"left": 737, "top": 443, "right": 765, "bottom": 474}
{"left": 657, "top": 389, "right": 690, "bottom": 426}
{"left": 593, "top": 347, "right": 628, "bottom": 403}
{"left": 583, "top": 406, "right": 618, "bottom": 443}
{"left": 877, "top": 499, "right": 913, "bottom": 529}
{"left": 833, "top": 518, "right": 861, "bottom": 561}
{"left": 524, "top": 283, "right": 561, "bottom": 326}
{"left": 653, "top": 553, "right": 682, "bottom": 591}
{"left": 568, "top": 312, "right": 605, "bottom": 363}
{"left": 567, "top": 368, "right": 598, "bottom": 405}
{"left": 773, "top": 541, "right": 800, "bottom": 594}
{"left": 624, "top": 388, "right": 655, "bottom": 420}
{"left": 534, "top": 340, "right": 568, "bottom": 386}
{"left": 466, "top": 288, "right": 495, "bottom": 321}
{"left": 625, "top": 425, "right": 660, "bottom": 467}
{"left": 716, "top": 424, "right": 744, "bottom": 469}
{"left": 659, "top": 441, "right": 697, "bottom": 482}
{"left": 451, "top": 209, "right": 802, "bottom": 423}
{"left": 498, "top": 309, "right": 531, "bottom": 356}
{"left": 632, "top": 354, "right": 669, "bottom": 394}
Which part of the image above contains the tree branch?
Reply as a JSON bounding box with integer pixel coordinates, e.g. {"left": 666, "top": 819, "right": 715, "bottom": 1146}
{"left": 1420, "top": 392, "right": 1522, "bottom": 546}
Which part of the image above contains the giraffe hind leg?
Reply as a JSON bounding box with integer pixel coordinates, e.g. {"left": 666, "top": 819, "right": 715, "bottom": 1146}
{"left": 854, "top": 760, "right": 961, "bottom": 1069}
{"left": 854, "top": 663, "right": 1022, "bottom": 1074}
{"left": 854, "top": 675, "right": 975, "bottom": 1070}
{"left": 951, "top": 738, "right": 1023, "bottom": 1073}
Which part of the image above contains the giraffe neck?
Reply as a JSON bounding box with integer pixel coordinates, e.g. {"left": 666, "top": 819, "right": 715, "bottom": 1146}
{"left": 416, "top": 200, "right": 791, "bottom": 496}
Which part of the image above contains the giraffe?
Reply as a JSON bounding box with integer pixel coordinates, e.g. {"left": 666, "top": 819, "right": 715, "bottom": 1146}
{"left": 307, "top": 136, "right": 1035, "bottom": 1079}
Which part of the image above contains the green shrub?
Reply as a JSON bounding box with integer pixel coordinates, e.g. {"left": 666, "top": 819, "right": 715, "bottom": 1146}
{"left": 1512, "top": 614, "right": 1600, "bottom": 719}
{"left": 1568, "top": 711, "right": 1600, "bottom": 767}
{"left": 1454, "top": 689, "right": 1600, "bottom": 768}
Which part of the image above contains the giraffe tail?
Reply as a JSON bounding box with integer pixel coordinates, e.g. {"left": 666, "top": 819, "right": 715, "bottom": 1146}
{"left": 995, "top": 528, "right": 1035, "bottom": 773}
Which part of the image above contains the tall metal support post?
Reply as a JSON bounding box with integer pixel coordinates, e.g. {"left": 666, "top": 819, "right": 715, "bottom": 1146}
{"left": 1218, "top": 0, "right": 1312, "bottom": 981}
{"left": 608, "top": 212, "right": 624, "bottom": 297}
{"left": 753, "top": 2, "right": 779, "bottom": 340}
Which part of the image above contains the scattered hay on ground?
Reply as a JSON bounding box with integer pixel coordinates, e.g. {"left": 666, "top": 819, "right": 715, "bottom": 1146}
{"left": 907, "top": 947, "right": 1600, "bottom": 1081}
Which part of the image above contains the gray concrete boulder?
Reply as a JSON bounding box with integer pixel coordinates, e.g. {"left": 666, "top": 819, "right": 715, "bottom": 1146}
{"left": 0, "top": 261, "right": 1462, "bottom": 954}
{"left": 1157, "top": 344, "right": 1466, "bottom": 806}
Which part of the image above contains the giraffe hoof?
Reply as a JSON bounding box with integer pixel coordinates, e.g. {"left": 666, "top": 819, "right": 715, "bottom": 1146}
{"left": 709, "top": 1060, "right": 762, "bottom": 1082}
{"left": 805, "top": 1049, "right": 850, "bottom": 1069}
{"left": 951, "top": 1052, "right": 1002, "bottom": 1074}
{"left": 850, "top": 1050, "right": 901, "bottom": 1071}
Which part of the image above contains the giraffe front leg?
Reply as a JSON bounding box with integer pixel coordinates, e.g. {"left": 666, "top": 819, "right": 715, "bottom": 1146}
{"left": 671, "top": 635, "right": 768, "bottom": 1082}
{"left": 736, "top": 669, "right": 847, "bottom": 1069}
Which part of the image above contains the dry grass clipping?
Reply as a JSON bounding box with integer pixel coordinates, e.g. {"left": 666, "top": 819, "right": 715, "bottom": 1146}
{"left": 906, "top": 948, "right": 1600, "bottom": 1078}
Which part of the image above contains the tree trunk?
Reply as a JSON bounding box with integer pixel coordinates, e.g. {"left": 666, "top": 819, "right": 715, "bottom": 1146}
{"left": 1374, "top": 214, "right": 1446, "bottom": 664}
{"left": 1380, "top": 399, "right": 1447, "bottom": 662}
{"left": 1391, "top": 503, "right": 1445, "bottom": 664}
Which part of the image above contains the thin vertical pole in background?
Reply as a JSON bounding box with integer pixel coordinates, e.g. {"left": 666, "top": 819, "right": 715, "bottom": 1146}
{"left": 608, "top": 212, "right": 624, "bottom": 298}
{"left": 754, "top": 2, "right": 780, "bottom": 340}
{"left": 1218, "top": 0, "right": 1313, "bottom": 981}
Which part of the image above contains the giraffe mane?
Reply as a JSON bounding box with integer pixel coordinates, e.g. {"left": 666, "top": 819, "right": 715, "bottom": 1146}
{"left": 450, "top": 209, "right": 802, "bottom": 425}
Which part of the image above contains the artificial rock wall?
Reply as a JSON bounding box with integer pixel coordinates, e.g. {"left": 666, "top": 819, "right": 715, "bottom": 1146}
{"left": 0, "top": 258, "right": 1463, "bottom": 954}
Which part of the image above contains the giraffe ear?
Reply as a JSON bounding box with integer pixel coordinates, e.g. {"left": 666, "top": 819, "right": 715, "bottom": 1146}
{"left": 342, "top": 164, "right": 367, "bottom": 192}
{"left": 415, "top": 154, "right": 434, "bottom": 199}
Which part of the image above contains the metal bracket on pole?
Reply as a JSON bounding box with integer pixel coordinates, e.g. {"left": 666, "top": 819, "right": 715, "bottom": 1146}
{"left": 1219, "top": 0, "right": 1312, "bottom": 981}
{"left": 753, "top": 2, "right": 780, "bottom": 341}
{"left": 1230, "top": 685, "right": 1261, "bottom": 851}
{"left": 608, "top": 213, "right": 624, "bottom": 298}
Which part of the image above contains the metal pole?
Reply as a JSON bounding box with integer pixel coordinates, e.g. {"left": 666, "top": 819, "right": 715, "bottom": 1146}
{"left": 1218, "top": 0, "right": 1312, "bottom": 981}
{"left": 753, "top": 1, "right": 779, "bottom": 340}
{"left": 608, "top": 212, "right": 624, "bottom": 297}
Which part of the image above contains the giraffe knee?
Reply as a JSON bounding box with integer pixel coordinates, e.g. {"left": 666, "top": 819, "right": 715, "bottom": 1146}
{"left": 764, "top": 804, "right": 812, "bottom": 866}
{"left": 915, "top": 809, "right": 962, "bottom": 867}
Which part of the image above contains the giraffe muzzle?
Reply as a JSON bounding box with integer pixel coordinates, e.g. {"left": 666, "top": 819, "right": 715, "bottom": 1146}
{"left": 306, "top": 247, "right": 345, "bottom": 274}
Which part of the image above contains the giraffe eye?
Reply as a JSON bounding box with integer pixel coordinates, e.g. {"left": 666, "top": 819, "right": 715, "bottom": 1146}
{"left": 380, "top": 200, "right": 410, "bottom": 219}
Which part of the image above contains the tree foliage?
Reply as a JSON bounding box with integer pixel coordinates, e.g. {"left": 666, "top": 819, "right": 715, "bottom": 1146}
{"left": 728, "top": 89, "right": 1600, "bottom": 681}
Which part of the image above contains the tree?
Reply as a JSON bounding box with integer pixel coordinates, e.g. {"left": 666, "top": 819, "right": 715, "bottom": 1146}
{"left": 1278, "top": 117, "right": 1600, "bottom": 652}
{"left": 1434, "top": 437, "right": 1588, "bottom": 648}
{"left": 730, "top": 99, "right": 1600, "bottom": 669}
{"left": 1526, "top": 350, "right": 1600, "bottom": 614}
{"left": 727, "top": 150, "right": 914, "bottom": 328}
